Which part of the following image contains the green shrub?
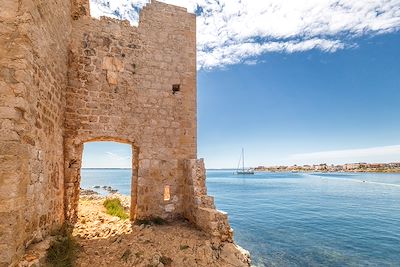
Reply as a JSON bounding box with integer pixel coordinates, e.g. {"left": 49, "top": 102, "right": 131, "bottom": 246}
{"left": 180, "top": 244, "right": 190, "bottom": 250}
{"left": 103, "top": 198, "right": 129, "bottom": 220}
{"left": 46, "top": 234, "right": 78, "bottom": 267}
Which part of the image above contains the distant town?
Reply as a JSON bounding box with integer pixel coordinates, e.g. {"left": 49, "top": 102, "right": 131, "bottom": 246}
{"left": 254, "top": 162, "right": 400, "bottom": 173}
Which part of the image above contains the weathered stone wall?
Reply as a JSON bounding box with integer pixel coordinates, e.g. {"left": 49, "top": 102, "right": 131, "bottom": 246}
{"left": 0, "top": 0, "right": 71, "bottom": 265}
{"left": 71, "top": 0, "right": 90, "bottom": 20}
{"left": 1, "top": 1, "right": 234, "bottom": 265}
{"left": 64, "top": 1, "right": 197, "bottom": 223}
{"left": 183, "top": 159, "right": 233, "bottom": 242}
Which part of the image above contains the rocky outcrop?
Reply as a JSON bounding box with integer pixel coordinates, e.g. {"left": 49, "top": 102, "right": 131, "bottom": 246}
{"left": 73, "top": 195, "right": 250, "bottom": 266}
{"left": 18, "top": 193, "right": 251, "bottom": 266}
{"left": 183, "top": 159, "right": 234, "bottom": 242}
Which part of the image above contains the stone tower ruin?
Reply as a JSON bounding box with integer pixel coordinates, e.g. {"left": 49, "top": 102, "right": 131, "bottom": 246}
{"left": 0, "top": 1, "right": 233, "bottom": 265}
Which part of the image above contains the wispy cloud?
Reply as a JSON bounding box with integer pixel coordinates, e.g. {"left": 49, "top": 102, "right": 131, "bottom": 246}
{"left": 289, "top": 145, "right": 400, "bottom": 164}
{"left": 90, "top": 0, "right": 400, "bottom": 69}
{"left": 106, "top": 152, "right": 131, "bottom": 162}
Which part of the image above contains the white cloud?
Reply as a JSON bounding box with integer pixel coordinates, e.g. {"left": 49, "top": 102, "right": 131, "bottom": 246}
{"left": 90, "top": 0, "right": 400, "bottom": 69}
{"left": 289, "top": 145, "right": 400, "bottom": 164}
{"left": 106, "top": 152, "right": 131, "bottom": 162}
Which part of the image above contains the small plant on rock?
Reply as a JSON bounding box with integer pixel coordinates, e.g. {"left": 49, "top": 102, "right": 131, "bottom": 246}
{"left": 46, "top": 233, "right": 78, "bottom": 267}
{"left": 103, "top": 198, "right": 129, "bottom": 219}
{"left": 180, "top": 244, "right": 190, "bottom": 250}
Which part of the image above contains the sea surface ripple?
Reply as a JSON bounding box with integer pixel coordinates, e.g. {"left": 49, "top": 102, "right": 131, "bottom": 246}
{"left": 81, "top": 169, "right": 400, "bottom": 266}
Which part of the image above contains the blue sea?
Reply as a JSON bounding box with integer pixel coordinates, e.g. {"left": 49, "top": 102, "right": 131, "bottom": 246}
{"left": 81, "top": 169, "right": 400, "bottom": 267}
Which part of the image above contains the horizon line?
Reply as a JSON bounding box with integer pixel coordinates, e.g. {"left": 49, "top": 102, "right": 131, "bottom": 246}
{"left": 82, "top": 161, "right": 400, "bottom": 170}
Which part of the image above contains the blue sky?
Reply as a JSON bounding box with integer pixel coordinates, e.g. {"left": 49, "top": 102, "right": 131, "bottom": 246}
{"left": 198, "top": 34, "right": 400, "bottom": 168}
{"left": 83, "top": 0, "right": 400, "bottom": 168}
{"left": 83, "top": 142, "right": 132, "bottom": 168}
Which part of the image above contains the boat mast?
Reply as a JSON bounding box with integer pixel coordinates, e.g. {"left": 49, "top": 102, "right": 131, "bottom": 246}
{"left": 242, "top": 148, "right": 245, "bottom": 172}
{"left": 237, "top": 151, "right": 242, "bottom": 172}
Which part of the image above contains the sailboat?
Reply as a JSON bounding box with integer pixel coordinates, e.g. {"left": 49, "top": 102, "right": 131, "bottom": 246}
{"left": 236, "top": 148, "right": 255, "bottom": 175}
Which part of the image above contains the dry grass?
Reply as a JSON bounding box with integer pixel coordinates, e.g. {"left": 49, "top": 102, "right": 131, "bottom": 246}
{"left": 46, "top": 233, "right": 78, "bottom": 267}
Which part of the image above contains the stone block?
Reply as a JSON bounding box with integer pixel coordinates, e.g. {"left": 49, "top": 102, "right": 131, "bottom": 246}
{"left": 106, "top": 71, "right": 118, "bottom": 85}
{"left": 0, "top": 0, "right": 18, "bottom": 19}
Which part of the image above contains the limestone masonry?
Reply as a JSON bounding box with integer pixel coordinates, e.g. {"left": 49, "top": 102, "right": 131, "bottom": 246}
{"left": 0, "top": 1, "right": 234, "bottom": 265}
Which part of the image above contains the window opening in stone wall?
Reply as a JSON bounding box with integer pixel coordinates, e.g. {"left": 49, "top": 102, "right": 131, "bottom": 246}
{"left": 164, "top": 185, "right": 171, "bottom": 201}
{"left": 77, "top": 141, "right": 134, "bottom": 237}
{"left": 172, "top": 84, "right": 181, "bottom": 94}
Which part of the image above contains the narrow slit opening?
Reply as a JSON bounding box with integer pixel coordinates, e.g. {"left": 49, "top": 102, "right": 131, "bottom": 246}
{"left": 164, "top": 185, "right": 170, "bottom": 201}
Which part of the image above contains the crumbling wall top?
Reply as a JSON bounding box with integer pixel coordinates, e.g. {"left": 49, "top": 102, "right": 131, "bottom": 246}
{"left": 71, "top": 0, "right": 90, "bottom": 20}
{"left": 72, "top": 0, "right": 195, "bottom": 29}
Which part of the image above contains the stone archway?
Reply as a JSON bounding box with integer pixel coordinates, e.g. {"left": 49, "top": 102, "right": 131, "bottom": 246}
{"left": 64, "top": 137, "right": 139, "bottom": 224}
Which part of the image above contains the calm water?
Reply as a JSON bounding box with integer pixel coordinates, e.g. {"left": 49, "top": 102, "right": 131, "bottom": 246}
{"left": 81, "top": 168, "right": 132, "bottom": 195}
{"left": 81, "top": 169, "right": 400, "bottom": 266}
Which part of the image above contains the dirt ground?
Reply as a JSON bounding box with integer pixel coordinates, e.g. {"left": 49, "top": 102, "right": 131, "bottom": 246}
{"left": 73, "top": 195, "right": 251, "bottom": 267}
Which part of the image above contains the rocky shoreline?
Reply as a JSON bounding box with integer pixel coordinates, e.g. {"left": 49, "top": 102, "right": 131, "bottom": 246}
{"left": 75, "top": 190, "right": 251, "bottom": 266}
{"left": 19, "top": 190, "right": 251, "bottom": 266}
